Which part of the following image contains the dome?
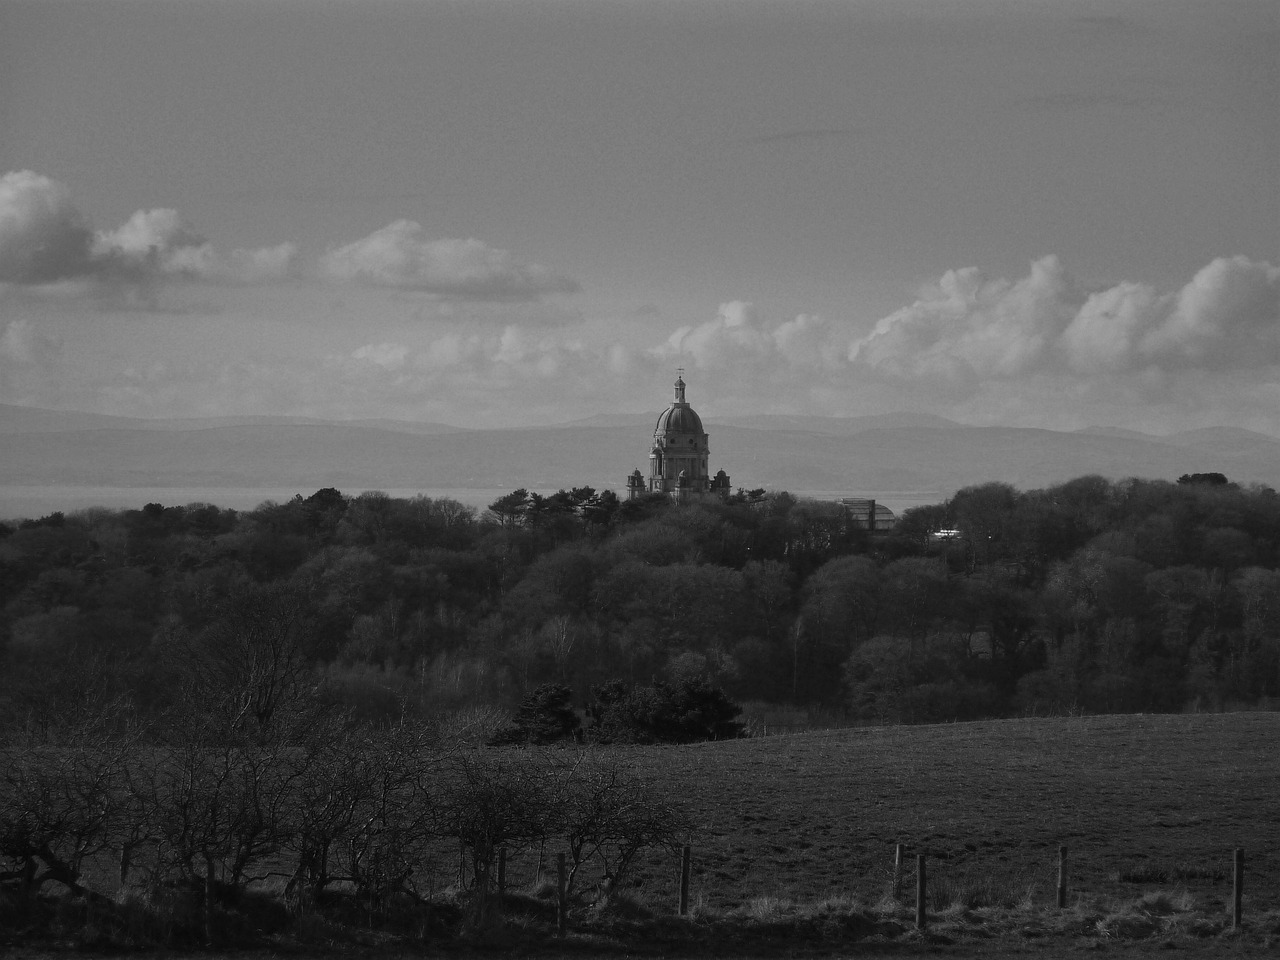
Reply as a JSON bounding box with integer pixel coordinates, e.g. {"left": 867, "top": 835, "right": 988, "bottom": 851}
{"left": 654, "top": 374, "right": 705, "bottom": 437}
{"left": 655, "top": 404, "right": 704, "bottom": 436}
{"left": 629, "top": 372, "right": 724, "bottom": 502}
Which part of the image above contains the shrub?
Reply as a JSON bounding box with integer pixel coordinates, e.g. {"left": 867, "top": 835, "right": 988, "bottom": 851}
{"left": 586, "top": 677, "right": 745, "bottom": 744}
{"left": 492, "top": 684, "right": 581, "bottom": 745}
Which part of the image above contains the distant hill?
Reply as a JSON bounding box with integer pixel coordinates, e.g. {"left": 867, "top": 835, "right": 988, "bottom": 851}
{"left": 706, "top": 411, "right": 961, "bottom": 434}
{"left": 1162, "top": 426, "right": 1280, "bottom": 456}
{"left": 2, "top": 403, "right": 1278, "bottom": 500}
{"left": 0, "top": 403, "right": 465, "bottom": 436}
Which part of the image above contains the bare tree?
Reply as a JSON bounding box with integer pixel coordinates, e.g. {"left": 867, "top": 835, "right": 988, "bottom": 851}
{"left": 333, "top": 722, "right": 441, "bottom": 913}
{"left": 182, "top": 584, "right": 315, "bottom": 740}
{"left": 0, "top": 728, "right": 132, "bottom": 899}
{"left": 548, "top": 751, "right": 692, "bottom": 906}
{"left": 439, "top": 749, "right": 552, "bottom": 930}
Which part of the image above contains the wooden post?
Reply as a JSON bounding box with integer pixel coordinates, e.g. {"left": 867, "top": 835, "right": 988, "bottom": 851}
{"left": 892, "top": 843, "right": 904, "bottom": 901}
{"left": 1232, "top": 847, "right": 1244, "bottom": 930}
{"left": 118, "top": 842, "right": 132, "bottom": 887}
{"left": 497, "top": 847, "right": 507, "bottom": 896}
{"left": 679, "top": 844, "right": 692, "bottom": 916}
{"left": 204, "top": 870, "right": 214, "bottom": 944}
{"left": 556, "top": 852, "right": 567, "bottom": 936}
{"left": 915, "top": 854, "right": 926, "bottom": 930}
{"left": 1057, "top": 845, "right": 1068, "bottom": 908}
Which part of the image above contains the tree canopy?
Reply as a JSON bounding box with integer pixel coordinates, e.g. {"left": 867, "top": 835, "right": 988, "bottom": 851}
{"left": 3, "top": 474, "right": 1280, "bottom": 733}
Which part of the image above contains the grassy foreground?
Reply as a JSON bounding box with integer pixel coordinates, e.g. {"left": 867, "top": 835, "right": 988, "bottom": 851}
{"left": 620, "top": 712, "right": 1280, "bottom": 911}
{"left": 6, "top": 712, "right": 1280, "bottom": 956}
{"left": 587, "top": 711, "right": 1280, "bottom": 955}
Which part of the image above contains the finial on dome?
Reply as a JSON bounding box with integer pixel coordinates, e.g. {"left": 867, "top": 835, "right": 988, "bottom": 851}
{"left": 674, "top": 367, "right": 686, "bottom": 403}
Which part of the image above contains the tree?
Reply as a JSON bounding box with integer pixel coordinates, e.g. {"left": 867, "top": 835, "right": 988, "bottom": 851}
{"left": 440, "top": 750, "right": 552, "bottom": 930}
{"left": 586, "top": 677, "right": 744, "bottom": 744}
{"left": 181, "top": 584, "right": 316, "bottom": 740}
{"left": 549, "top": 751, "right": 692, "bottom": 905}
{"left": 486, "top": 489, "right": 530, "bottom": 529}
{"left": 950, "top": 482, "right": 1019, "bottom": 568}
{"left": 1178, "top": 472, "right": 1231, "bottom": 487}
{"left": 496, "top": 683, "right": 580, "bottom": 745}
{"left": 877, "top": 557, "right": 951, "bottom": 644}
{"left": 0, "top": 728, "right": 131, "bottom": 899}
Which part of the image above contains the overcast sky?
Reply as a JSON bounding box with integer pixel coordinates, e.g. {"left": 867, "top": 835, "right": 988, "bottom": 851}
{"left": 1, "top": 0, "right": 1276, "bottom": 431}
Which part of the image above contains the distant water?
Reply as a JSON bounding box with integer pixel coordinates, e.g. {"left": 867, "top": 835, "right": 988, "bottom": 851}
{"left": 0, "top": 485, "right": 941, "bottom": 522}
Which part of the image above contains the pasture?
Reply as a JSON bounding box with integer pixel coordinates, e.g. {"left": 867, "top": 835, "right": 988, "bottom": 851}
{"left": 613, "top": 712, "right": 1280, "bottom": 912}
{"left": 6, "top": 712, "right": 1279, "bottom": 956}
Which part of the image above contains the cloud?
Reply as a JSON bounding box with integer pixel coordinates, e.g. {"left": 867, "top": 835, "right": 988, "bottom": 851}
{"left": 850, "top": 255, "right": 1280, "bottom": 393}
{"left": 0, "top": 170, "right": 93, "bottom": 283}
{"left": 321, "top": 220, "right": 580, "bottom": 300}
{"left": 640, "top": 255, "right": 1279, "bottom": 429}
{"left": 655, "top": 300, "right": 848, "bottom": 374}
{"left": 93, "top": 208, "right": 298, "bottom": 284}
{"left": 1135, "top": 256, "right": 1280, "bottom": 368}
{"left": 17, "top": 325, "right": 622, "bottom": 424}
{"left": 657, "top": 301, "right": 774, "bottom": 369}
{"left": 3, "top": 171, "right": 572, "bottom": 311}
{"left": 0, "top": 171, "right": 297, "bottom": 293}
{"left": 0, "top": 318, "right": 63, "bottom": 405}
{"left": 0, "top": 318, "right": 61, "bottom": 367}
{"left": 352, "top": 342, "right": 409, "bottom": 370}
{"left": 226, "top": 243, "right": 299, "bottom": 283}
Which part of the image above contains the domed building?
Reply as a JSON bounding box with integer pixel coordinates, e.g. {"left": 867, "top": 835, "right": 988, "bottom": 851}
{"left": 626, "top": 373, "right": 731, "bottom": 502}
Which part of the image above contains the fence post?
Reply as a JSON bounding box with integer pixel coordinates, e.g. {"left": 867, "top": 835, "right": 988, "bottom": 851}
{"left": 497, "top": 847, "right": 507, "bottom": 896}
{"left": 556, "top": 852, "right": 567, "bottom": 936}
{"left": 915, "top": 854, "right": 927, "bottom": 930}
{"left": 1057, "top": 845, "right": 1068, "bottom": 908}
{"left": 1232, "top": 847, "right": 1244, "bottom": 930}
{"left": 892, "top": 843, "right": 904, "bottom": 901}
{"left": 679, "top": 844, "right": 692, "bottom": 916}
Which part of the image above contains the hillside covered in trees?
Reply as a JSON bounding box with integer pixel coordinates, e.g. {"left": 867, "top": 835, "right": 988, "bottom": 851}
{"left": 3, "top": 473, "right": 1279, "bottom": 733}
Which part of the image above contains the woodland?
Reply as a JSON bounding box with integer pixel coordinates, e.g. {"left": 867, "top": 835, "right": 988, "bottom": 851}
{"left": 3, "top": 473, "right": 1280, "bottom": 734}
{"left": 2, "top": 473, "right": 1280, "bottom": 949}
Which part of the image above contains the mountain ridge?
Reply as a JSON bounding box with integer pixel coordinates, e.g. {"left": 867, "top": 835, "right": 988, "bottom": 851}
{"left": 2, "top": 402, "right": 1278, "bottom": 501}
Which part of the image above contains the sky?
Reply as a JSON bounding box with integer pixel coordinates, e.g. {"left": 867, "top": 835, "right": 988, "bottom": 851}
{"left": 0, "top": 0, "right": 1276, "bottom": 432}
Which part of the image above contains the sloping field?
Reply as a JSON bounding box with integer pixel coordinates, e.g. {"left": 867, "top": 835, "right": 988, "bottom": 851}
{"left": 616, "top": 713, "right": 1280, "bottom": 914}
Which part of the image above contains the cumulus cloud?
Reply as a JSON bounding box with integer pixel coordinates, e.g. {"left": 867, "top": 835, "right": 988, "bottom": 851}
{"left": 4, "top": 170, "right": 575, "bottom": 309}
{"left": 321, "top": 220, "right": 580, "bottom": 300}
{"left": 1134, "top": 256, "right": 1279, "bottom": 368}
{"left": 93, "top": 208, "right": 297, "bottom": 284}
{"left": 0, "top": 170, "right": 93, "bottom": 283}
{"left": 849, "top": 256, "right": 1077, "bottom": 391}
{"left": 638, "top": 256, "right": 1280, "bottom": 428}
{"left": 850, "top": 255, "right": 1280, "bottom": 392}
{"left": 658, "top": 301, "right": 773, "bottom": 368}
{"left": 0, "top": 170, "right": 296, "bottom": 292}
{"left": 655, "top": 300, "right": 847, "bottom": 372}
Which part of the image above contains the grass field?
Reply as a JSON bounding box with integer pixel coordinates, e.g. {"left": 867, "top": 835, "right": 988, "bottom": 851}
{"left": 602, "top": 712, "right": 1280, "bottom": 915}
{"left": 8, "top": 712, "right": 1279, "bottom": 956}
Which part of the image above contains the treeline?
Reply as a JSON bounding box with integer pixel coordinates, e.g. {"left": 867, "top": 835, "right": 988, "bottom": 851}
{"left": 1, "top": 708, "right": 689, "bottom": 944}
{"left": 2, "top": 474, "right": 1280, "bottom": 733}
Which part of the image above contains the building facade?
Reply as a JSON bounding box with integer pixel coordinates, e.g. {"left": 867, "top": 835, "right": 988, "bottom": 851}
{"left": 837, "top": 498, "right": 897, "bottom": 531}
{"left": 626, "top": 374, "right": 731, "bottom": 502}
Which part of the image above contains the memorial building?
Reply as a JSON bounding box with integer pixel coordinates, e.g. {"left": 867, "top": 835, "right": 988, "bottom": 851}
{"left": 625, "top": 373, "right": 731, "bottom": 502}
